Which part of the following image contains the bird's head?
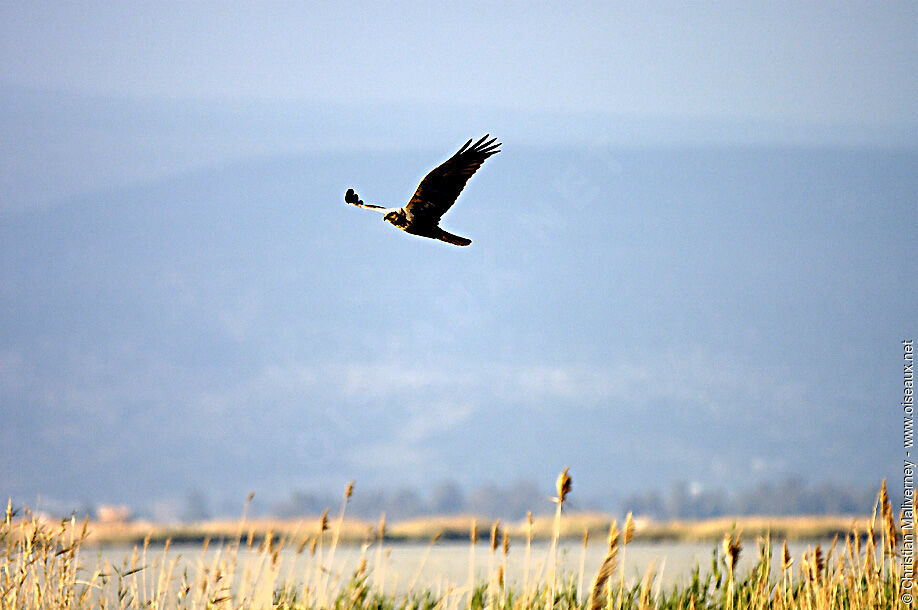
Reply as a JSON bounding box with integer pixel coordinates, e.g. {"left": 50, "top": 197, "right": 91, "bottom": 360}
{"left": 384, "top": 209, "right": 408, "bottom": 228}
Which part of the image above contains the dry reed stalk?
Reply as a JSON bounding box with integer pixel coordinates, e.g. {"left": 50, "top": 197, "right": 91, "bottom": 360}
{"left": 299, "top": 536, "right": 316, "bottom": 607}
{"left": 637, "top": 558, "right": 655, "bottom": 610}
{"left": 880, "top": 479, "right": 899, "bottom": 563}
{"left": 853, "top": 523, "right": 862, "bottom": 562}
{"left": 809, "top": 544, "right": 832, "bottom": 610}
{"left": 823, "top": 533, "right": 838, "bottom": 598}
{"left": 863, "top": 514, "right": 877, "bottom": 580}
{"left": 374, "top": 512, "right": 387, "bottom": 595}
{"left": 467, "top": 519, "right": 477, "bottom": 609}
{"left": 523, "top": 511, "right": 533, "bottom": 596}
{"left": 488, "top": 519, "right": 500, "bottom": 609}
{"left": 748, "top": 534, "right": 770, "bottom": 607}
{"left": 587, "top": 521, "right": 619, "bottom": 610}
{"left": 326, "top": 482, "right": 353, "bottom": 568}
{"left": 320, "top": 481, "right": 354, "bottom": 605}
{"left": 271, "top": 523, "right": 301, "bottom": 583}
{"left": 814, "top": 544, "right": 824, "bottom": 580}
{"left": 407, "top": 531, "right": 442, "bottom": 592}
{"left": 140, "top": 533, "right": 151, "bottom": 603}
{"left": 128, "top": 542, "right": 141, "bottom": 605}
{"left": 781, "top": 540, "right": 793, "bottom": 609}
{"left": 309, "top": 508, "right": 330, "bottom": 606}
{"left": 722, "top": 532, "right": 741, "bottom": 610}
{"left": 153, "top": 538, "right": 171, "bottom": 607}
{"left": 501, "top": 529, "right": 510, "bottom": 597}
{"left": 249, "top": 534, "right": 282, "bottom": 608}
{"left": 873, "top": 484, "right": 895, "bottom": 609}
{"left": 843, "top": 531, "right": 855, "bottom": 576}
{"left": 577, "top": 527, "right": 589, "bottom": 604}
{"left": 801, "top": 548, "right": 814, "bottom": 609}
{"left": 619, "top": 511, "right": 635, "bottom": 605}
{"left": 547, "top": 467, "right": 572, "bottom": 610}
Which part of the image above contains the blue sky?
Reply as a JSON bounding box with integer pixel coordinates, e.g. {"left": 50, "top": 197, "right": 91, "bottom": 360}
{"left": 0, "top": 2, "right": 918, "bottom": 126}
{"left": 2, "top": 2, "right": 915, "bottom": 214}
{"left": 1, "top": 2, "right": 916, "bottom": 514}
{"left": 3, "top": 2, "right": 915, "bottom": 123}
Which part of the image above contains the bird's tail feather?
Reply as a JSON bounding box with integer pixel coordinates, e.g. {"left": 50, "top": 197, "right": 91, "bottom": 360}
{"left": 345, "top": 188, "right": 363, "bottom": 205}
{"left": 345, "top": 188, "right": 386, "bottom": 211}
{"left": 436, "top": 229, "right": 472, "bottom": 247}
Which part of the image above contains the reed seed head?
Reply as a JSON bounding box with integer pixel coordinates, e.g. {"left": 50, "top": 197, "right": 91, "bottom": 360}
{"left": 490, "top": 520, "right": 500, "bottom": 552}
{"left": 782, "top": 541, "right": 792, "bottom": 571}
{"left": 722, "top": 532, "right": 742, "bottom": 572}
{"left": 554, "top": 467, "right": 572, "bottom": 505}
{"left": 624, "top": 512, "right": 635, "bottom": 545}
{"left": 825, "top": 534, "right": 838, "bottom": 569}
{"left": 608, "top": 520, "right": 620, "bottom": 551}
{"left": 262, "top": 529, "right": 273, "bottom": 553}
{"left": 588, "top": 530, "right": 619, "bottom": 610}
{"left": 881, "top": 480, "right": 898, "bottom": 555}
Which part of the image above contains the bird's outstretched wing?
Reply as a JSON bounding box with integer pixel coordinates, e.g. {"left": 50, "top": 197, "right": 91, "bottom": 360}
{"left": 405, "top": 135, "right": 500, "bottom": 223}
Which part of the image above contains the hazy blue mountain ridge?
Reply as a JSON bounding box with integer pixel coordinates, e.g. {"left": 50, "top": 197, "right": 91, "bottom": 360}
{"left": 1, "top": 145, "right": 913, "bottom": 512}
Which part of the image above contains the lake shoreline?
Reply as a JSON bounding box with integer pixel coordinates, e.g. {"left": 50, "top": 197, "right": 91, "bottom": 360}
{"left": 26, "top": 512, "right": 870, "bottom": 547}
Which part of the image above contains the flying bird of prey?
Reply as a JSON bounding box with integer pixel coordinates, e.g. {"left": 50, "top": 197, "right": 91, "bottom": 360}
{"left": 345, "top": 134, "right": 500, "bottom": 246}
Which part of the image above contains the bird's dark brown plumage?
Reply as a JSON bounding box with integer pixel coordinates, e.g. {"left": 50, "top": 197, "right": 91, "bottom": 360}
{"left": 345, "top": 135, "right": 500, "bottom": 246}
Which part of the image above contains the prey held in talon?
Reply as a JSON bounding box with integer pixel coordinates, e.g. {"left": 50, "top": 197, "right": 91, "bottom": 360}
{"left": 345, "top": 135, "right": 501, "bottom": 247}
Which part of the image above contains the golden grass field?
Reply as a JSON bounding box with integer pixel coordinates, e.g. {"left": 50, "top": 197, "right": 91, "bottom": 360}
{"left": 1, "top": 475, "right": 911, "bottom": 609}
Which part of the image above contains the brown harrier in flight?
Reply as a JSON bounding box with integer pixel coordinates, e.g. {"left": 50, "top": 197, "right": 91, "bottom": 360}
{"left": 345, "top": 134, "right": 500, "bottom": 246}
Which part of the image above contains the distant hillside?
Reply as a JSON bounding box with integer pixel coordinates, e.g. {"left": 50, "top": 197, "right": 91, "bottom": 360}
{"left": 1, "top": 145, "right": 914, "bottom": 512}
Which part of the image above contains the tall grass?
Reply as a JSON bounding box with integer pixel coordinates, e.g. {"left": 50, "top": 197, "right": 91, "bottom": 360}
{"left": 1, "top": 477, "right": 908, "bottom": 609}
